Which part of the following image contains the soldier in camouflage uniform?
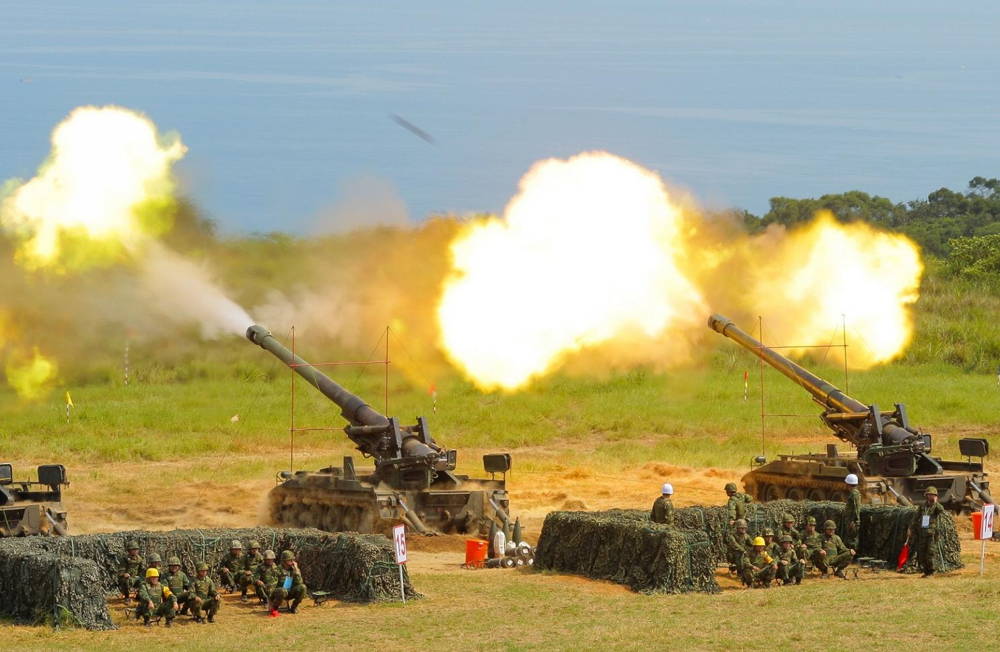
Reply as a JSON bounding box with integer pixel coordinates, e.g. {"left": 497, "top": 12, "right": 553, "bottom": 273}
{"left": 164, "top": 556, "right": 192, "bottom": 615}
{"left": 815, "top": 519, "right": 854, "bottom": 578}
{"left": 273, "top": 550, "right": 308, "bottom": 614}
{"left": 801, "top": 516, "right": 822, "bottom": 567}
{"left": 775, "top": 534, "right": 804, "bottom": 585}
{"left": 218, "top": 540, "right": 243, "bottom": 592}
{"left": 844, "top": 473, "right": 862, "bottom": 550}
{"left": 724, "top": 482, "right": 753, "bottom": 526}
{"left": 740, "top": 536, "right": 776, "bottom": 588}
{"left": 726, "top": 518, "right": 753, "bottom": 574}
{"left": 255, "top": 550, "right": 284, "bottom": 616}
{"left": 906, "top": 486, "right": 947, "bottom": 577}
{"left": 136, "top": 567, "right": 177, "bottom": 627}
{"left": 238, "top": 540, "right": 264, "bottom": 601}
{"left": 762, "top": 528, "right": 780, "bottom": 558}
{"left": 650, "top": 483, "right": 675, "bottom": 525}
{"left": 117, "top": 540, "right": 143, "bottom": 603}
{"left": 777, "top": 513, "right": 801, "bottom": 546}
{"left": 189, "top": 562, "right": 220, "bottom": 623}
{"left": 142, "top": 553, "right": 163, "bottom": 590}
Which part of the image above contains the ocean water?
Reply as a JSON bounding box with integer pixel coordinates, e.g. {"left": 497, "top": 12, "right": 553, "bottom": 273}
{"left": 3, "top": 1, "right": 999, "bottom": 233}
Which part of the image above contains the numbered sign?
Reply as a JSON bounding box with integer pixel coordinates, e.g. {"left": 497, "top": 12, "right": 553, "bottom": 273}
{"left": 393, "top": 524, "right": 408, "bottom": 564}
{"left": 982, "top": 504, "right": 995, "bottom": 540}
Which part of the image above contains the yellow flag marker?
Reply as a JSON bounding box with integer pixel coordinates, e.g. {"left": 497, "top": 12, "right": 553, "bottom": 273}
{"left": 65, "top": 391, "right": 74, "bottom": 407}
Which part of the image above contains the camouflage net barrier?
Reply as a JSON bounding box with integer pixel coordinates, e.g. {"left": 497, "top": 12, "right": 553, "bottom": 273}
{"left": 0, "top": 527, "right": 417, "bottom": 630}
{"left": 535, "top": 500, "right": 961, "bottom": 593}
{"left": 534, "top": 511, "right": 719, "bottom": 594}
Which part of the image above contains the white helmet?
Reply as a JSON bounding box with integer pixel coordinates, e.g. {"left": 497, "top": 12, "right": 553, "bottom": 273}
{"left": 845, "top": 473, "right": 859, "bottom": 486}
{"left": 661, "top": 483, "right": 674, "bottom": 495}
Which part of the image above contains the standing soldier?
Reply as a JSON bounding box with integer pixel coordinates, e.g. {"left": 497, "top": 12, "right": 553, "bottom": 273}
{"left": 218, "top": 540, "right": 243, "bottom": 592}
{"left": 136, "top": 567, "right": 177, "bottom": 627}
{"left": 273, "top": 550, "right": 308, "bottom": 614}
{"left": 255, "top": 550, "right": 284, "bottom": 617}
{"left": 650, "top": 483, "right": 675, "bottom": 525}
{"left": 726, "top": 518, "right": 753, "bottom": 574}
{"left": 189, "top": 562, "right": 220, "bottom": 624}
{"left": 741, "top": 536, "right": 776, "bottom": 588}
{"left": 724, "top": 482, "right": 753, "bottom": 526}
{"left": 844, "top": 473, "right": 862, "bottom": 550}
{"left": 239, "top": 540, "right": 264, "bottom": 602}
{"left": 777, "top": 513, "right": 801, "bottom": 546}
{"left": 164, "top": 556, "right": 192, "bottom": 615}
{"left": 906, "top": 486, "right": 947, "bottom": 577}
{"left": 775, "top": 534, "right": 804, "bottom": 585}
{"left": 815, "top": 520, "right": 855, "bottom": 578}
{"left": 117, "top": 540, "right": 143, "bottom": 604}
{"left": 801, "top": 516, "right": 822, "bottom": 566}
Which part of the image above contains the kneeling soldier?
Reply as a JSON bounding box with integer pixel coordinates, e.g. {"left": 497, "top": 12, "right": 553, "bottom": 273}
{"left": 164, "top": 556, "right": 192, "bottom": 615}
{"left": 117, "top": 540, "right": 143, "bottom": 604}
{"left": 815, "top": 519, "right": 854, "bottom": 578}
{"left": 239, "top": 540, "right": 264, "bottom": 602}
{"left": 189, "top": 562, "right": 220, "bottom": 623}
{"left": 274, "top": 550, "right": 308, "bottom": 614}
{"left": 726, "top": 519, "right": 753, "bottom": 574}
{"left": 255, "top": 550, "right": 283, "bottom": 616}
{"left": 775, "top": 534, "right": 804, "bottom": 585}
{"left": 741, "top": 536, "right": 776, "bottom": 588}
{"left": 762, "top": 528, "right": 780, "bottom": 558}
{"left": 136, "top": 567, "right": 176, "bottom": 627}
{"left": 218, "top": 540, "right": 244, "bottom": 592}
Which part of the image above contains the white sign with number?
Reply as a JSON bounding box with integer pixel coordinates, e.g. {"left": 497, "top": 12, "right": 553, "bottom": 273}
{"left": 393, "top": 524, "right": 408, "bottom": 564}
{"left": 982, "top": 504, "right": 995, "bottom": 539}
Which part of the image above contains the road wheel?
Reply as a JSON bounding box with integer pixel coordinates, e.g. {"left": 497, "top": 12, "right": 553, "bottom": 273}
{"left": 762, "top": 484, "right": 782, "bottom": 502}
{"left": 806, "top": 488, "right": 826, "bottom": 501}
{"left": 786, "top": 487, "right": 806, "bottom": 501}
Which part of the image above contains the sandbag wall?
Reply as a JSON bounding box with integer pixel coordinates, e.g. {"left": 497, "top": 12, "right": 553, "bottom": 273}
{"left": 534, "top": 511, "right": 719, "bottom": 594}
{"left": 0, "top": 527, "right": 417, "bottom": 630}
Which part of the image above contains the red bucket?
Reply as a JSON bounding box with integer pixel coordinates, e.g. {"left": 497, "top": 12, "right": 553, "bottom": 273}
{"left": 465, "top": 539, "right": 489, "bottom": 566}
{"left": 971, "top": 512, "right": 984, "bottom": 540}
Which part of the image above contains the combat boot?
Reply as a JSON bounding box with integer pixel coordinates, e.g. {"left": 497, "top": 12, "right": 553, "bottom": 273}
{"left": 207, "top": 614, "right": 215, "bottom": 623}
{"left": 143, "top": 615, "right": 151, "bottom": 627}
{"left": 165, "top": 617, "right": 173, "bottom": 628}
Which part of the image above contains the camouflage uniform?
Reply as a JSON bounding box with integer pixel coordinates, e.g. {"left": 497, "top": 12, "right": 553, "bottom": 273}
{"left": 726, "top": 521, "right": 753, "bottom": 573}
{"left": 740, "top": 544, "right": 776, "bottom": 587}
{"left": 801, "top": 518, "right": 822, "bottom": 566}
{"left": 117, "top": 545, "right": 143, "bottom": 599}
{"left": 815, "top": 521, "right": 853, "bottom": 576}
{"left": 255, "top": 552, "right": 284, "bottom": 608}
{"left": 910, "top": 489, "right": 947, "bottom": 576}
{"left": 239, "top": 542, "right": 264, "bottom": 599}
{"left": 189, "top": 563, "right": 220, "bottom": 623}
{"left": 164, "top": 558, "right": 192, "bottom": 614}
{"left": 218, "top": 542, "right": 243, "bottom": 590}
{"left": 778, "top": 514, "right": 801, "bottom": 546}
{"left": 140, "top": 554, "right": 163, "bottom": 591}
{"left": 762, "top": 529, "right": 780, "bottom": 559}
{"left": 844, "top": 487, "right": 862, "bottom": 549}
{"left": 272, "top": 550, "right": 308, "bottom": 613}
{"left": 725, "top": 483, "right": 752, "bottom": 523}
{"left": 136, "top": 575, "right": 177, "bottom": 626}
{"left": 650, "top": 495, "right": 675, "bottom": 526}
{"left": 774, "top": 536, "right": 804, "bottom": 585}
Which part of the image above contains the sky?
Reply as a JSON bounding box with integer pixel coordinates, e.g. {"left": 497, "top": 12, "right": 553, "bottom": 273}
{"left": 2, "top": 1, "right": 999, "bottom": 233}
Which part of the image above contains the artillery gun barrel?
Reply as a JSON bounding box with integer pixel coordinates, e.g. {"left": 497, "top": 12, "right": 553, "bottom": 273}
{"left": 246, "top": 325, "right": 388, "bottom": 428}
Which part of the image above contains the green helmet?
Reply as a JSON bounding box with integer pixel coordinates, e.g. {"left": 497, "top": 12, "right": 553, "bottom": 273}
{"left": 779, "top": 535, "right": 793, "bottom": 544}
{"left": 823, "top": 520, "right": 836, "bottom": 530}
{"left": 781, "top": 513, "right": 794, "bottom": 524}
{"left": 735, "top": 519, "right": 747, "bottom": 528}
{"left": 230, "top": 540, "right": 243, "bottom": 550}
{"left": 806, "top": 516, "right": 817, "bottom": 525}
{"left": 280, "top": 550, "right": 295, "bottom": 562}
{"left": 148, "top": 553, "right": 162, "bottom": 564}
{"left": 263, "top": 550, "right": 276, "bottom": 560}
{"left": 196, "top": 562, "right": 209, "bottom": 572}
{"left": 924, "top": 486, "right": 938, "bottom": 496}
{"left": 167, "top": 556, "right": 181, "bottom": 566}
{"left": 126, "top": 540, "right": 139, "bottom": 551}
{"left": 248, "top": 540, "right": 261, "bottom": 549}
{"left": 725, "top": 482, "right": 738, "bottom": 492}
{"left": 763, "top": 528, "right": 774, "bottom": 536}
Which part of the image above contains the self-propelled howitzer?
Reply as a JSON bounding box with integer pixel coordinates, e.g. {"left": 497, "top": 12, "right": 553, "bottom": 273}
{"left": 247, "top": 325, "right": 511, "bottom": 535}
{"left": 708, "top": 314, "right": 992, "bottom": 511}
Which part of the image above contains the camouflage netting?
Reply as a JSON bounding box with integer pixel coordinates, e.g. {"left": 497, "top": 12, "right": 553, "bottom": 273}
{"left": 535, "top": 500, "right": 962, "bottom": 593}
{"left": 0, "top": 527, "right": 417, "bottom": 630}
{"left": 534, "top": 511, "right": 719, "bottom": 594}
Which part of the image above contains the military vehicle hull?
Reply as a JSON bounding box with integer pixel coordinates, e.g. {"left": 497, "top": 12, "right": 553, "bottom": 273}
{"left": 0, "top": 463, "right": 69, "bottom": 536}
{"left": 743, "top": 451, "right": 988, "bottom": 511}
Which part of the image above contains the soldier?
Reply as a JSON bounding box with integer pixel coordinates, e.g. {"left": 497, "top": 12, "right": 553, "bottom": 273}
{"left": 815, "top": 519, "right": 854, "bottom": 578}
{"left": 144, "top": 553, "right": 163, "bottom": 588}
{"left": 273, "top": 550, "right": 308, "bottom": 614}
{"left": 255, "top": 550, "right": 284, "bottom": 617}
{"left": 117, "top": 540, "right": 143, "bottom": 603}
{"left": 775, "top": 534, "right": 804, "bottom": 585}
{"left": 724, "top": 482, "right": 753, "bottom": 526}
{"left": 762, "top": 528, "right": 780, "bottom": 558}
{"left": 801, "top": 516, "right": 822, "bottom": 565}
{"left": 650, "top": 483, "right": 675, "bottom": 525}
{"left": 164, "top": 556, "right": 192, "bottom": 615}
{"left": 189, "top": 562, "right": 220, "bottom": 624}
{"left": 844, "top": 473, "right": 862, "bottom": 550}
{"left": 777, "top": 513, "right": 801, "bottom": 546}
{"left": 906, "top": 486, "right": 947, "bottom": 577}
{"left": 136, "top": 567, "right": 177, "bottom": 627}
{"left": 239, "top": 540, "right": 264, "bottom": 602}
{"left": 726, "top": 518, "right": 753, "bottom": 574}
{"left": 218, "top": 540, "right": 243, "bottom": 592}
{"left": 740, "top": 536, "right": 776, "bottom": 588}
